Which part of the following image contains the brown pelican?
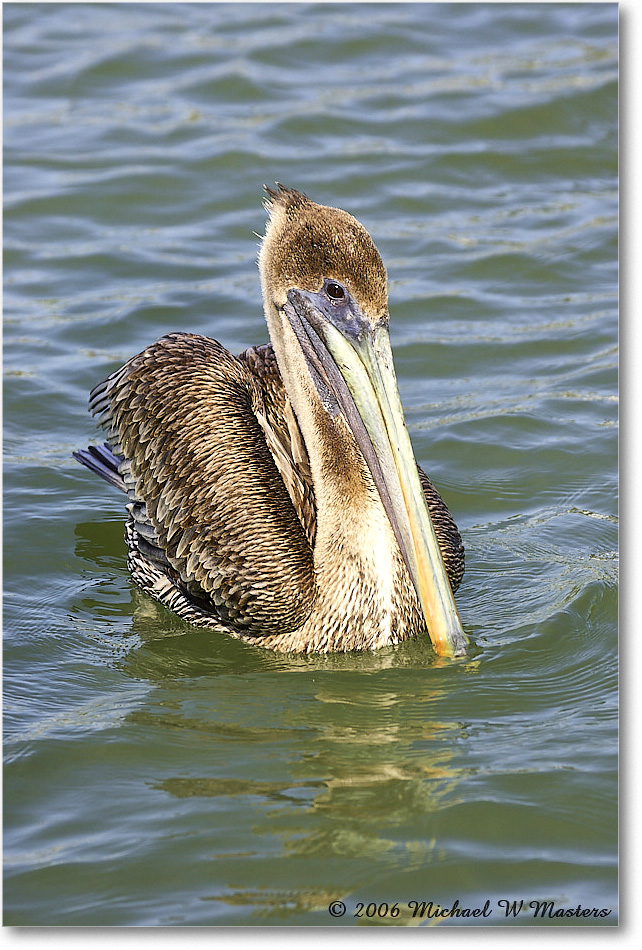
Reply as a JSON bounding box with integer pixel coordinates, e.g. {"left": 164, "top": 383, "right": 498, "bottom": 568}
{"left": 75, "top": 185, "right": 467, "bottom": 656}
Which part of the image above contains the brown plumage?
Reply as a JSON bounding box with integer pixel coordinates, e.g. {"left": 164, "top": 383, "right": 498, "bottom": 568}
{"left": 75, "top": 186, "right": 465, "bottom": 654}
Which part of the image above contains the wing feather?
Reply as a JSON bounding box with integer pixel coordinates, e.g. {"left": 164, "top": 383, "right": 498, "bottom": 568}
{"left": 89, "top": 332, "right": 316, "bottom": 636}
{"left": 238, "top": 343, "right": 316, "bottom": 547}
{"left": 417, "top": 466, "right": 465, "bottom": 593}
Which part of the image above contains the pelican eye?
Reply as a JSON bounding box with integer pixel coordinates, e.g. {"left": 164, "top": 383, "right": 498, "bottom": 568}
{"left": 325, "top": 281, "right": 345, "bottom": 301}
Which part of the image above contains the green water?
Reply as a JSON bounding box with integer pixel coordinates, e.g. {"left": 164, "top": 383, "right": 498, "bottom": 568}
{"left": 3, "top": 2, "right": 618, "bottom": 927}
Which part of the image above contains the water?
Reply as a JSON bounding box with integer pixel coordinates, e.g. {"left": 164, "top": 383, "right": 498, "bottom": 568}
{"left": 3, "top": 2, "right": 618, "bottom": 927}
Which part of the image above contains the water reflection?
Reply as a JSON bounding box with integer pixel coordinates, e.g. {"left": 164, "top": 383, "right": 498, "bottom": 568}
{"left": 116, "top": 632, "right": 476, "bottom": 921}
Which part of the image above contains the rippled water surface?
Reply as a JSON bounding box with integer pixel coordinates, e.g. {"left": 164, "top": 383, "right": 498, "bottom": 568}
{"left": 4, "top": 2, "right": 618, "bottom": 927}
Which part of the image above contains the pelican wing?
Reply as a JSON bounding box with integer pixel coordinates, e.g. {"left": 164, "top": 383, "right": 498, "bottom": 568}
{"left": 239, "top": 343, "right": 316, "bottom": 547}
{"left": 89, "top": 332, "right": 316, "bottom": 636}
{"left": 416, "top": 467, "right": 465, "bottom": 594}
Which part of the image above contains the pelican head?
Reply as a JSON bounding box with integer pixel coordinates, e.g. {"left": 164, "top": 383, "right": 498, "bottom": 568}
{"left": 259, "top": 184, "right": 467, "bottom": 658}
